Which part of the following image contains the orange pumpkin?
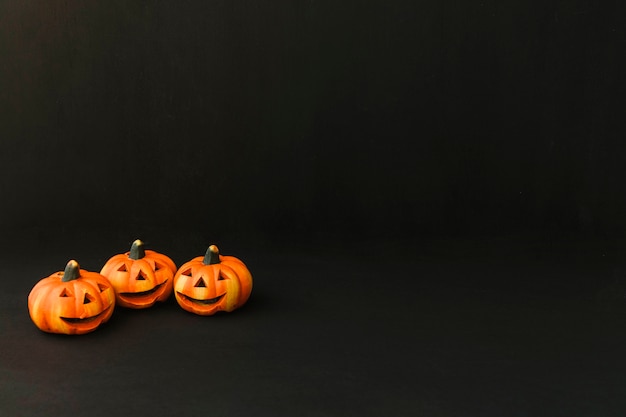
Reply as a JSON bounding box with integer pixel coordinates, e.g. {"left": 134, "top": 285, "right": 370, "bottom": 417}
{"left": 173, "top": 245, "right": 252, "bottom": 315}
{"left": 28, "top": 260, "right": 116, "bottom": 335}
{"left": 100, "top": 239, "right": 176, "bottom": 309}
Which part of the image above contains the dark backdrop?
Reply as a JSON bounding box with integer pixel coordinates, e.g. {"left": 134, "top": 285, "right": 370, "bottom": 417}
{"left": 2, "top": 1, "right": 624, "bottom": 245}
{"left": 2, "top": 2, "right": 626, "bottom": 416}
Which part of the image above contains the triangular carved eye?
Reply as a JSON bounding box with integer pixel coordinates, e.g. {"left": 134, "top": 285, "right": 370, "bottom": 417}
{"left": 217, "top": 274, "right": 225, "bottom": 281}
{"left": 117, "top": 264, "right": 128, "bottom": 272}
{"left": 83, "top": 293, "right": 95, "bottom": 304}
{"left": 97, "top": 283, "right": 109, "bottom": 292}
{"left": 154, "top": 262, "right": 162, "bottom": 271}
{"left": 194, "top": 277, "right": 207, "bottom": 288}
{"left": 60, "top": 288, "right": 73, "bottom": 298}
{"left": 181, "top": 268, "right": 192, "bottom": 277}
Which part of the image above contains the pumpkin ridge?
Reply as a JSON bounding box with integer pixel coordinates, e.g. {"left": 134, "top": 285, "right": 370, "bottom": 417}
{"left": 29, "top": 277, "right": 60, "bottom": 294}
{"left": 220, "top": 255, "right": 247, "bottom": 267}
{"left": 100, "top": 255, "right": 130, "bottom": 275}
{"left": 79, "top": 279, "right": 105, "bottom": 298}
{"left": 147, "top": 251, "right": 177, "bottom": 272}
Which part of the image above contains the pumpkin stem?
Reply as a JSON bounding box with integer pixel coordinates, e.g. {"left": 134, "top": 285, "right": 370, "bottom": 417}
{"left": 61, "top": 260, "right": 81, "bottom": 282}
{"left": 129, "top": 239, "right": 146, "bottom": 260}
{"left": 203, "top": 245, "right": 221, "bottom": 265}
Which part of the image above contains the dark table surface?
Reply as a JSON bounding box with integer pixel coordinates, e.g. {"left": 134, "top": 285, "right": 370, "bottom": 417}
{"left": 2, "top": 234, "right": 626, "bottom": 417}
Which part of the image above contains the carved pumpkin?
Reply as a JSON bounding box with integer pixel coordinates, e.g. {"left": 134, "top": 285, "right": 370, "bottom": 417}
{"left": 100, "top": 239, "right": 176, "bottom": 309}
{"left": 28, "top": 260, "right": 116, "bottom": 335}
{"left": 173, "top": 245, "right": 253, "bottom": 315}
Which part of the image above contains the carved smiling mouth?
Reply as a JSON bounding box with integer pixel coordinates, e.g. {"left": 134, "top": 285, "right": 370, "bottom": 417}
{"left": 177, "top": 292, "right": 225, "bottom": 305}
{"left": 119, "top": 280, "right": 168, "bottom": 298}
{"left": 61, "top": 306, "right": 111, "bottom": 324}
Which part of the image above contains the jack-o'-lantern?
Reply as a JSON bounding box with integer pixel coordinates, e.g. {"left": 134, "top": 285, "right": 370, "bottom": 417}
{"left": 28, "top": 260, "right": 116, "bottom": 335}
{"left": 100, "top": 239, "right": 176, "bottom": 309}
{"left": 173, "top": 245, "right": 252, "bottom": 315}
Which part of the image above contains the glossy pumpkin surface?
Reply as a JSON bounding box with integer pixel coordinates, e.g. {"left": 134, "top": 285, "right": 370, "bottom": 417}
{"left": 173, "top": 245, "right": 252, "bottom": 315}
{"left": 100, "top": 239, "right": 176, "bottom": 309}
{"left": 28, "top": 260, "right": 116, "bottom": 335}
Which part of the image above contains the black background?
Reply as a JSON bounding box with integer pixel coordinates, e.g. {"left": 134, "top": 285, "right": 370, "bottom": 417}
{"left": 2, "top": 1, "right": 626, "bottom": 416}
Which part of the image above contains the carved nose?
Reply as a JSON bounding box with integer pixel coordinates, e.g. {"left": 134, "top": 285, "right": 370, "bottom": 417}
{"left": 136, "top": 271, "right": 148, "bottom": 281}
{"left": 194, "top": 277, "right": 207, "bottom": 288}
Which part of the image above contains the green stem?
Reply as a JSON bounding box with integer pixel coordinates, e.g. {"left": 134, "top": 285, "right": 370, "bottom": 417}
{"left": 61, "top": 260, "right": 81, "bottom": 282}
{"left": 203, "top": 245, "right": 221, "bottom": 265}
{"left": 129, "top": 239, "right": 146, "bottom": 260}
